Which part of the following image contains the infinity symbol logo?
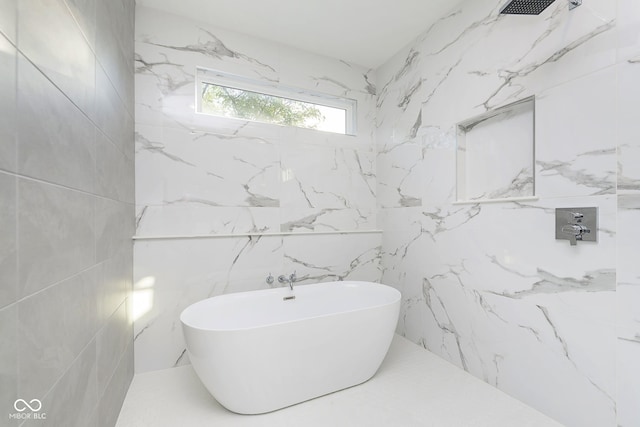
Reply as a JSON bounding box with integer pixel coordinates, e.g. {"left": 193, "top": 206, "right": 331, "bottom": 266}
{"left": 14, "top": 399, "right": 42, "bottom": 412}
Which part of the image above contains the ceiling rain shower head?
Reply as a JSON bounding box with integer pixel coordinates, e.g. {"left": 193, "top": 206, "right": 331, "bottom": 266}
{"left": 499, "top": 0, "right": 582, "bottom": 15}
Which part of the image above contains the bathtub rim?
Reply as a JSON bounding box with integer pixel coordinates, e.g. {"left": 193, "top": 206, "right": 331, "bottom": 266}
{"left": 180, "top": 281, "right": 400, "bottom": 333}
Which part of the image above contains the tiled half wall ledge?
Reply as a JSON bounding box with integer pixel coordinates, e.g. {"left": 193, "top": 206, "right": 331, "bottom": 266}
{"left": 132, "top": 230, "right": 383, "bottom": 240}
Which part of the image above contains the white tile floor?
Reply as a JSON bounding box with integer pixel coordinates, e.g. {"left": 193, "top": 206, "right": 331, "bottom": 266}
{"left": 115, "top": 335, "right": 564, "bottom": 427}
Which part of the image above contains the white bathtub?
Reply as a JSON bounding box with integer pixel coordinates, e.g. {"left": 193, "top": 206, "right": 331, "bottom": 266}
{"left": 180, "top": 281, "right": 400, "bottom": 414}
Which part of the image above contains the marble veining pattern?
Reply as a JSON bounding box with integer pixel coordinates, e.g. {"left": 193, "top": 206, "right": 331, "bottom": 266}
{"left": 375, "top": 0, "right": 629, "bottom": 426}
{"left": 134, "top": 6, "right": 380, "bottom": 376}
{"left": 131, "top": 2, "right": 640, "bottom": 427}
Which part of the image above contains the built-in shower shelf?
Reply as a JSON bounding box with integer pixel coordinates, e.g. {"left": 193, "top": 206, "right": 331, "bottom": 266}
{"left": 456, "top": 97, "right": 536, "bottom": 203}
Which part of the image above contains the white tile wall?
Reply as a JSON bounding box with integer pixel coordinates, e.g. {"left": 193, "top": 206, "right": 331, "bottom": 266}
{"left": 375, "top": 0, "right": 638, "bottom": 426}
{"left": 133, "top": 6, "right": 381, "bottom": 374}
{"left": 132, "top": 2, "right": 640, "bottom": 427}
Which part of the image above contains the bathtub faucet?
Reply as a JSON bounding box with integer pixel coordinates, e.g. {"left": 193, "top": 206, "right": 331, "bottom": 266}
{"left": 278, "top": 271, "right": 297, "bottom": 290}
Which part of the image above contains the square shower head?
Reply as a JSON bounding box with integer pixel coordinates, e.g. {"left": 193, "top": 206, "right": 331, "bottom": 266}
{"left": 499, "top": 0, "right": 556, "bottom": 14}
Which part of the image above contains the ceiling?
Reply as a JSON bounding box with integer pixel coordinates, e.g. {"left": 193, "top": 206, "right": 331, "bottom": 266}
{"left": 136, "top": 0, "right": 457, "bottom": 69}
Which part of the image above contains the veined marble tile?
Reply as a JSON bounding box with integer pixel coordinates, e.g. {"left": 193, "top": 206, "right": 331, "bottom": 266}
{"left": 421, "top": 126, "right": 457, "bottom": 206}
{"left": 280, "top": 207, "right": 375, "bottom": 233}
{"left": 279, "top": 47, "right": 375, "bottom": 97}
{"left": 536, "top": 67, "right": 617, "bottom": 197}
{"left": 133, "top": 236, "right": 283, "bottom": 373}
{"left": 378, "top": 0, "right": 616, "bottom": 140}
{"left": 135, "top": 205, "right": 279, "bottom": 236}
{"left": 281, "top": 145, "right": 375, "bottom": 210}
{"left": 384, "top": 195, "right": 616, "bottom": 427}
{"left": 282, "top": 233, "right": 382, "bottom": 284}
{"left": 376, "top": 140, "right": 423, "bottom": 208}
{"left": 136, "top": 6, "right": 279, "bottom": 85}
{"left": 373, "top": 1, "right": 624, "bottom": 427}
{"left": 135, "top": 125, "right": 280, "bottom": 207}
{"left": 378, "top": 207, "right": 430, "bottom": 305}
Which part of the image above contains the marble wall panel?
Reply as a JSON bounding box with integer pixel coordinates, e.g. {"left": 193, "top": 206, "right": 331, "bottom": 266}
{"left": 136, "top": 205, "right": 280, "bottom": 236}
{"left": 382, "top": 196, "right": 617, "bottom": 427}
{"left": 132, "top": 231, "right": 382, "bottom": 373}
{"left": 376, "top": 140, "right": 424, "bottom": 208}
{"left": 282, "top": 233, "right": 381, "bottom": 284}
{"left": 132, "top": 236, "right": 284, "bottom": 372}
{"left": 280, "top": 145, "right": 375, "bottom": 210}
{"left": 375, "top": 0, "right": 629, "bottom": 426}
{"left": 536, "top": 67, "right": 617, "bottom": 197}
{"left": 133, "top": 6, "right": 379, "bottom": 373}
{"left": 280, "top": 208, "right": 376, "bottom": 233}
{"left": 135, "top": 125, "right": 281, "bottom": 208}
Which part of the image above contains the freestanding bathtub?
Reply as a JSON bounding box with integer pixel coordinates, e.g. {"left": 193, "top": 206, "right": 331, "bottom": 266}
{"left": 180, "top": 281, "right": 400, "bottom": 414}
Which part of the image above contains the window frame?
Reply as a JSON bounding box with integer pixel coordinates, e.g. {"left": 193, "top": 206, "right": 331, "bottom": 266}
{"left": 195, "top": 67, "right": 357, "bottom": 135}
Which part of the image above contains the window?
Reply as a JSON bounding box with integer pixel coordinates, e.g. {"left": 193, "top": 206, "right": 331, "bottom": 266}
{"left": 196, "top": 68, "right": 356, "bottom": 135}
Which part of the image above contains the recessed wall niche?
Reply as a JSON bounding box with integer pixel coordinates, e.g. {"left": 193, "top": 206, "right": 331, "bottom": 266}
{"left": 456, "top": 97, "right": 535, "bottom": 203}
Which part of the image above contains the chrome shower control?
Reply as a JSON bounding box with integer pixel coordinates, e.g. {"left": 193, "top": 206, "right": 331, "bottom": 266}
{"left": 555, "top": 207, "right": 597, "bottom": 246}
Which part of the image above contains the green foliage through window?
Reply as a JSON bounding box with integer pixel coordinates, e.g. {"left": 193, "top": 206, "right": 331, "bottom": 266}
{"left": 200, "top": 83, "right": 347, "bottom": 134}
{"left": 201, "top": 84, "right": 323, "bottom": 128}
